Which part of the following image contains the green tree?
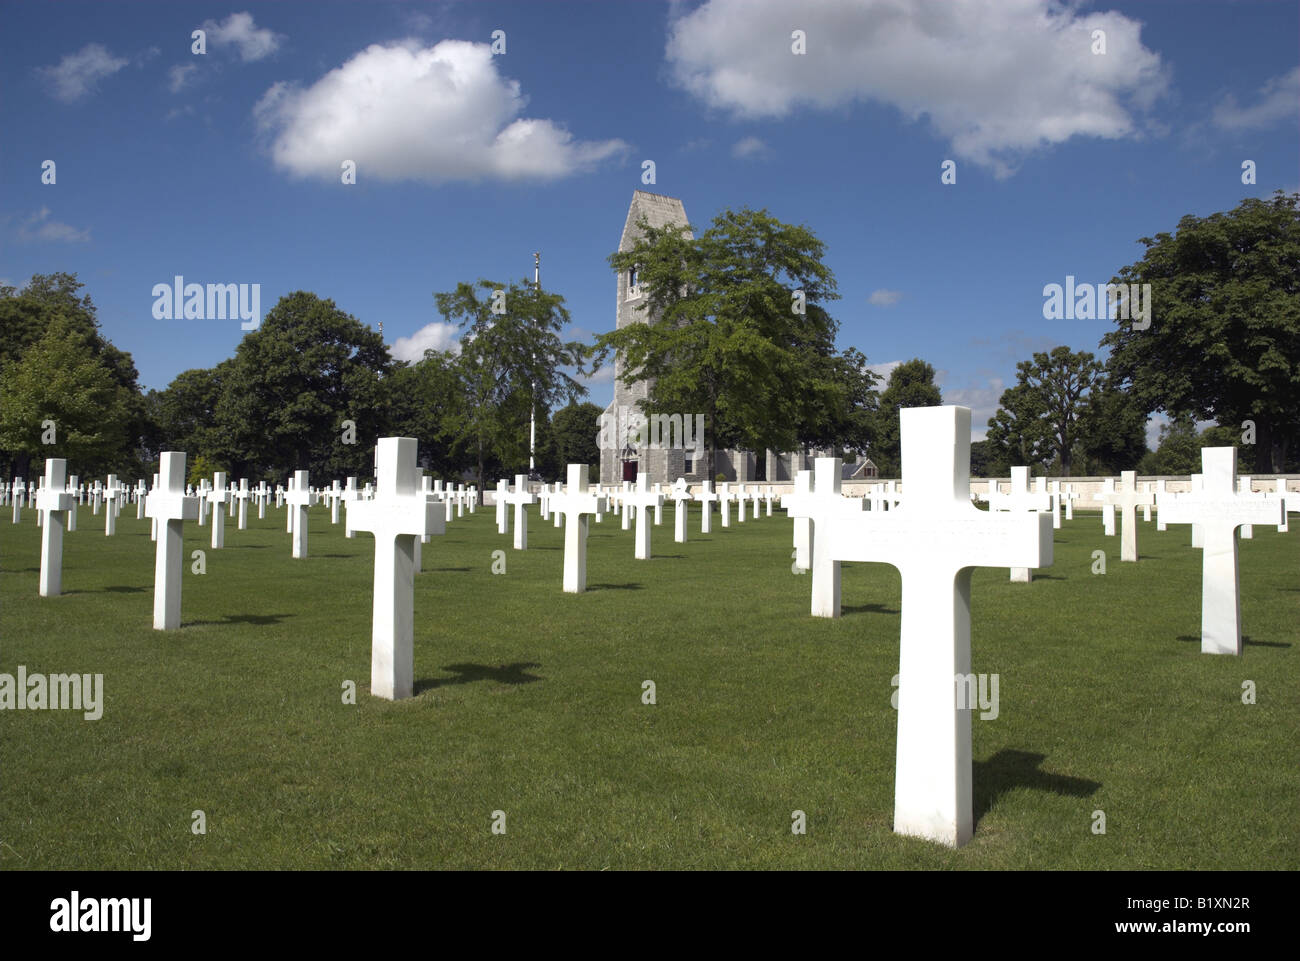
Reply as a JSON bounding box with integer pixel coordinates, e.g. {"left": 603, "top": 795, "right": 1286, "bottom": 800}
{"left": 1101, "top": 191, "right": 1300, "bottom": 473}
{"left": 0, "top": 317, "right": 133, "bottom": 476}
{"left": 550, "top": 401, "right": 604, "bottom": 481}
{"left": 214, "top": 291, "right": 391, "bottom": 480}
{"left": 595, "top": 207, "right": 869, "bottom": 477}
{"left": 384, "top": 351, "right": 466, "bottom": 477}
{"left": 870, "top": 359, "right": 942, "bottom": 477}
{"left": 1076, "top": 382, "right": 1149, "bottom": 474}
{"left": 986, "top": 382, "right": 1050, "bottom": 474}
{"left": 156, "top": 364, "right": 232, "bottom": 469}
{"left": 434, "top": 280, "right": 588, "bottom": 494}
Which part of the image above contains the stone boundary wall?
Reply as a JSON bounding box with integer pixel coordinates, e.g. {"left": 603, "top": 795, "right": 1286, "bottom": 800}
{"left": 484, "top": 475, "right": 1300, "bottom": 507}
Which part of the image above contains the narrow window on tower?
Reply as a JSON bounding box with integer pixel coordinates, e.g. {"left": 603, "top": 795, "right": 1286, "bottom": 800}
{"left": 627, "top": 265, "right": 639, "bottom": 299}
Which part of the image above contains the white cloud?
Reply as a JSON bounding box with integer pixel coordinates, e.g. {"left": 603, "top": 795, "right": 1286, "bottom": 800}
{"left": 940, "top": 376, "right": 1005, "bottom": 440}
{"left": 202, "top": 12, "right": 283, "bottom": 62}
{"left": 255, "top": 39, "right": 628, "bottom": 184}
{"left": 38, "top": 43, "right": 128, "bottom": 102}
{"left": 666, "top": 0, "right": 1168, "bottom": 177}
{"left": 580, "top": 364, "right": 616, "bottom": 386}
{"left": 1212, "top": 67, "right": 1300, "bottom": 132}
{"left": 867, "top": 360, "right": 902, "bottom": 382}
{"left": 868, "top": 288, "right": 902, "bottom": 306}
{"left": 168, "top": 63, "right": 198, "bottom": 93}
{"left": 391, "top": 321, "right": 461, "bottom": 362}
{"left": 14, "top": 208, "right": 91, "bottom": 244}
{"left": 731, "top": 135, "right": 768, "bottom": 159}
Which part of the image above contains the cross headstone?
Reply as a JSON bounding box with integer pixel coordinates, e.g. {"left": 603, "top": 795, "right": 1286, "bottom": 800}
{"left": 619, "top": 481, "right": 633, "bottom": 530}
{"left": 734, "top": 483, "right": 747, "bottom": 523}
{"left": 340, "top": 477, "right": 358, "bottom": 535}
{"left": 652, "top": 483, "right": 665, "bottom": 525}
{"left": 150, "top": 473, "right": 160, "bottom": 541}
{"left": 550, "top": 464, "right": 606, "bottom": 593}
{"left": 1063, "top": 483, "right": 1075, "bottom": 521}
{"left": 671, "top": 478, "right": 693, "bottom": 543}
{"left": 10, "top": 476, "right": 23, "bottom": 523}
{"left": 1155, "top": 479, "right": 1168, "bottom": 530}
{"left": 1141, "top": 482, "right": 1153, "bottom": 523}
{"left": 1157, "top": 448, "right": 1282, "bottom": 654}
{"left": 629, "top": 473, "right": 664, "bottom": 560}
{"left": 696, "top": 480, "right": 718, "bottom": 534}
{"left": 285, "top": 470, "right": 315, "bottom": 558}
{"left": 136, "top": 479, "right": 147, "bottom": 519}
{"left": 235, "top": 478, "right": 253, "bottom": 530}
{"left": 1096, "top": 470, "right": 1154, "bottom": 563}
{"left": 495, "top": 478, "right": 509, "bottom": 534}
{"left": 504, "top": 474, "right": 536, "bottom": 550}
{"left": 765, "top": 485, "right": 775, "bottom": 517}
{"left": 66, "top": 474, "right": 80, "bottom": 531}
{"left": 1238, "top": 476, "right": 1257, "bottom": 539}
{"left": 1189, "top": 474, "right": 1204, "bottom": 547}
{"left": 256, "top": 480, "right": 270, "bottom": 520}
{"left": 104, "top": 474, "right": 122, "bottom": 536}
{"left": 146, "top": 452, "right": 199, "bottom": 629}
{"left": 1093, "top": 478, "right": 1117, "bottom": 536}
{"left": 346, "top": 437, "right": 444, "bottom": 700}
{"left": 719, "top": 482, "right": 734, "bottom": 527}
{"left": 1270, "top": 477, "right": 1293, "bottom": 533}
{"left": 36, "top": 458, "right": 74, "bottom": 596}
{"left": 823, "top": 406, "right": 1051, "bottom": 847}
{"left": 208, "top": 472, "right": 230, "bottom": 549}
{"left": 988, "top": 466, "right": 1051, "bottom": 582}
{"left": 327, "top": 479, "right": 343, "bottom": 525}
{"left": 782, "top": 470, "right": 814, "bottom": 571}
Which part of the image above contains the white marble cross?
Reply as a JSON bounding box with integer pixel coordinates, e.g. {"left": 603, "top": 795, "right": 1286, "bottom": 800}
{"left": 696, "top": 480, "right": 718, "bottom": 534}
{"left": 782, "top": 470, "right": 814, "bottom": 571}
{"left": 285, "top": 470, "right": 316, "bottom": 558}
{"left": 346, "top": 437, "right": 444, "bottom": 700}
{"left": 1157, "top": 448, "right": 1282, "bottom": 655}
{"left": 36, "top": 459, "right": 74, "bottom": 596}
{"left": 208, "top": 472, "right": 230, "bottom": 549}
{"left": 340, "top": 477, "right": 359, "bottom": 536}
{"left": 103, "top": 474, "right": 124, "bottom": 536}
{"left": 652, "top": 483, "right": 665, "bottom": 525}
{"left": 504, "top": 474, "right": 536, "bottom": 550}
{"left": 619, "top": 481, "right": 633, "bottom": 530}
{"left": 1096, "top": 470, "right": 1154, "bottom": 562}
{"left": 494, "top": 478, "right": 509, "bottom": 534}
{"left": 10, "top": 476, "right": 22, "bottom": 523}
{"left": 629, "top": 473, "right": 665, "bottom": 560}
{"left": 734, "top": 483, "right": 748, "bottom": 523}
{"left": 232, "top": 478, "right": 251, "bottom": 530}
{"left": 1238, "top": 477, "right": 1258, "bottom": 539}
{"left": 1270, "top": 477, "right": 1293, "bottom": 533}
{"left": 787, "top": 459, "right": 868, "bottom": 617}
{"left": 146, "top": 452, "right": 199, "bottom": 629}
{"left": 1063, "top": 483, "right": 1075, "bottom": 521}
{"left": 551, "top": 464, "right": 607, "bottom": 593}
{"left": 1141, "top": 482, "right": 1153, "bottom": 523}
{"left": 65, "top": 474, "right": 80, "bottom": 531}
{"left": 988, "top": 466, "right": 1051, "bottom": 582}
{"left": 718, "top": 482, "right": 733, "bottom": 527}
{"left": 671, "top": 478, "right": 693, "bottom": 543}
{"left": 1189, "top": 474, "right": 1204, "bottom": 547}
{"left": 822, "top": 406, "right": 1052, "bottom": 847}
{"left": 1047, "top": 480, "right": 1063, "bottom": 529}
{"left": 1155, "top": 479, "right": 1168, "bottom": 530}
{"left": 327, "top": 479, "right": 343, "bottom": 525}
{"left": 136, "top": 479, "right": 148, "bottom": 520}
{"left": 1093, "top": 478, "right": 1117, "bottom": 536}
{"left": 765, "top": 485, "right": 775, "bottom": 517}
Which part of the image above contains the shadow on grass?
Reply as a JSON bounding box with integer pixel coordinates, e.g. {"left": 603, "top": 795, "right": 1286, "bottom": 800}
{"left": 1175, "top": 634, "right": 1291, "bottom": 649}
{"left": 424, "top": 566, "right": 471, "bottom": 573}
{"left": 102, "top": 585, "right": 147, "bottom": 593}
{"left": 1024, "top": 574, "right": 1065, "bottom": 581}
{"left": 416, "top": 662, "right": 542, "bottom": 692}
{"left": 183, "top": 613, "right": 295, "bottom": 627}
{"left": 843, "top": 602, "right": 899, "bottom": 616}
{"left": 587, "top": 583, "right": 644, "bottom": 591}
{"left": 973, "top": 749, "right": 1100, "bottom": 828}
{"left": 313, "top": 554, "right": 356, "bottom": 559}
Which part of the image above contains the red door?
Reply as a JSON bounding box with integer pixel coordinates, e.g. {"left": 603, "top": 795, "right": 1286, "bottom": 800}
{"left": 622, "top": 460, "right": 638, "bottom": 482}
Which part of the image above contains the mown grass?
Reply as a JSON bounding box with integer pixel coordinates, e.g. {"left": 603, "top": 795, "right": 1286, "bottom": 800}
{"left": 1, "top": 500, "right": 1296, "bottom": 869}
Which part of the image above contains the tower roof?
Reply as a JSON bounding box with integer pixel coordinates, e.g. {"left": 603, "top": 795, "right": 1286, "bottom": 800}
{"left": 620, "top": 191, "right": 691, "bottom": 252}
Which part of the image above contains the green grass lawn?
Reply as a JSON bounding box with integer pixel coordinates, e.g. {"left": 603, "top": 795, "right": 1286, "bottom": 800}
{"left": 1, "top": 500, "right": 1296, "bottom": 869}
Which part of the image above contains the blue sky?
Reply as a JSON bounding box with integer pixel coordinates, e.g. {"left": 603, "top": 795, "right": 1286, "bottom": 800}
{"left": 3, "top": 0, "right": 1297, "bottom": 443}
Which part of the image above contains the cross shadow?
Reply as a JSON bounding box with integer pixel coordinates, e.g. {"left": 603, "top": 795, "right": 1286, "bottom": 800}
{"left": 529, "top": 546, "right": 561, "bottom": 551}
{"left": 843, "top": 602, "right": 899, "bottom": 616}
{"left": 415, "top": 662, "right": 542, "bottom": 693}
{"left": 653, "top": 554, "right": 686, "bottom": 559}
{"left": 1024, "top": 574, "right": 1065, "bottom": 580}
{"left": 235, "top": 544, "right": 268, "bottom": 549}
{"left": 587, "top": 582, "right": 644, "bottom": 591}
{"left": 102, "top": 585, "right": 147, "bottom": 593}
{"left": 183, "top": 613, "right": 295, "bottom": 627}
{"left": 973, "top": 749, "right": 1100, "bottom": 827}
{"left": 1176, "top": 634, "right": 1291, "bottom": 649}
{"left": 423, "top": 566, "right": 471, "bottom": 573}
{"left": 313, "top": 553, "right": 354, "bottom": 559}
